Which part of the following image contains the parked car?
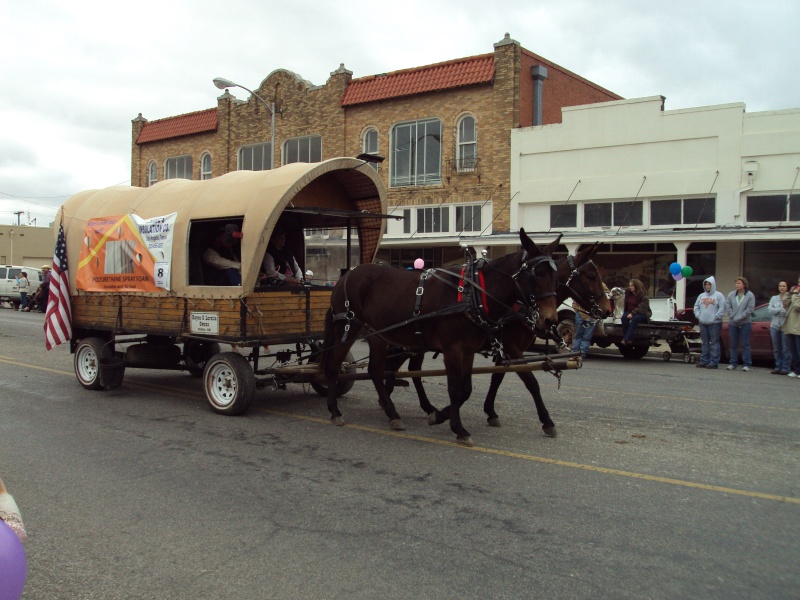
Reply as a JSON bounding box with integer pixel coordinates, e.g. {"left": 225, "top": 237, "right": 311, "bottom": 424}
{"left": 0, "top": 266, "right": 43, "bottom": 309}
{"left": 720, "top": 304, "right": 773, "bottom": 362}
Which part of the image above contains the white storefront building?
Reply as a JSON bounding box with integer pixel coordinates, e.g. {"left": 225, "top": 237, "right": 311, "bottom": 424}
{"left": 505, "top": 96, "right": 800, "bottom": 309}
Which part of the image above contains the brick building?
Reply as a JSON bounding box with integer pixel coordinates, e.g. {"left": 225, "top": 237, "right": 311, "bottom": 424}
{"left": 131, "top": 34, "right": 619, "bottom": 268}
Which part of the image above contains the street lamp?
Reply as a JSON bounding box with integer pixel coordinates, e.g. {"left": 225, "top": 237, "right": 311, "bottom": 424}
{"left": 213, "top": 77, "right": 277, "bottom": 170}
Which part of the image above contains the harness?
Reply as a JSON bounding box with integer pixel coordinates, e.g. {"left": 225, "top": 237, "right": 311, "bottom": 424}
{"left": 332, "top": 250, "right": 556, "bottom": 360}
{"left": 562, "top": 256, "right": 606, "bottom": 319}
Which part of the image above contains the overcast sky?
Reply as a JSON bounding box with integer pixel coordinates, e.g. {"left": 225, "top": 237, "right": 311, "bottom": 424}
{"left": 1, "top": 0, "right": 797, "bottom": 227}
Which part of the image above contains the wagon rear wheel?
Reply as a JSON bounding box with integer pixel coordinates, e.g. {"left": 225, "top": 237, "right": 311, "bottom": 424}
{"left": 307, "top": 342, "right": 356, "bottom": 398}
{"left": 203, "top": 352, "right": 255, "bottom": 415}
{"left": 74, "top": 336, "right": 111, "bottom": 390}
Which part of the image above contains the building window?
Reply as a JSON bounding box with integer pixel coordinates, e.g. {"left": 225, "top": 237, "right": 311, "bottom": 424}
{"left": 584, "top": 203, "right": 612, "bottom": 227}
{"left": 147, "top": 162, "right": 157, "bottom": 186}
{"left": 362, "top": 129, "right": 379, "bottom": 171}
{"left": 746, "top": 194, "right": 799, "bottom": 222}
{"left": 402, "top": 209, "right": 411, "bottom": 234}
{"left": 417, "top": 207, "right": 449, "bottom": 233}
{"left": 456, "top": 205, "right": 481, "bottom": 232}
{"left": 550, "top": 205, "right": 577, "bottom": 229}
{"left": 239, "top": 143, "right": 272, "bottom": 171}
{"left": 391, "top": 118, "right": 442, "bottom": 187}
{"left": 201, "top": 153, "right": 212, "bottom": 180}
{"left": 456, "top": 116, "right": 477, "bottom": 172}
{"left": 613, "top": 201, "right": 643, "bottom": 226}
{"left": 651, "top": 197, "right": 715, "bottom": 225}
{"left": 284, "top": 135, "right": 322, "bottom": 164}
{"left": 165, "top": 155, "right": 192, "bottom": 180}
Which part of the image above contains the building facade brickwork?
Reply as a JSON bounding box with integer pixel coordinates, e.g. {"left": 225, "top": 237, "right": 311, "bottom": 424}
{"left": 131, "top": 34, "right": 620, "bottom": 264}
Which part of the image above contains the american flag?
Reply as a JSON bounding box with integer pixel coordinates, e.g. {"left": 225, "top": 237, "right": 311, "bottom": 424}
{"left": 44, "top": 222, "right": 73, "bottom": 350}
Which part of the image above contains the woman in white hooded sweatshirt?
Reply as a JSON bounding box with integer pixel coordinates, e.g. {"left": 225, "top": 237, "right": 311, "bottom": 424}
{"left": 693, "top": 276, "right": 726, "bottom": 369}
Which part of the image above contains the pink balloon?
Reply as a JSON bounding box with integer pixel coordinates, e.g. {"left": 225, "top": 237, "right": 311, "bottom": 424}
{"left": 413, "top": 258, "right": 425, "bottom": 270}
{"left": 0, "top": 520, "right": 26, "bottom": 600}
{"left": 672, "top": 273, "right": 683, "bottom": 281}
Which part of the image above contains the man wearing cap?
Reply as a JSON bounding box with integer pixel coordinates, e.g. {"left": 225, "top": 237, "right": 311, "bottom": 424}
{"left": 202, "top": 224, "right": 242, "bottom": 286}
{"left": 36, "top": 265, "right": 51, "bottom": 312}
{"left": 261, "top": 227, "right": 302, "bottom": 286}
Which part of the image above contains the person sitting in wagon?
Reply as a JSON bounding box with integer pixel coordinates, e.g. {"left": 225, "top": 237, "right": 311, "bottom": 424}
{"left": 202, "top": 224, "right": 242, "bottom": 286}
{"left": 261, "top": 227, "right": 302, "bottom": 286}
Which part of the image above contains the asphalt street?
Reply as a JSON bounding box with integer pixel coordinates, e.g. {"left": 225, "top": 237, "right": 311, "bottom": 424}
{"left": 1, "top": 309, "right": 798, "bottom": 599}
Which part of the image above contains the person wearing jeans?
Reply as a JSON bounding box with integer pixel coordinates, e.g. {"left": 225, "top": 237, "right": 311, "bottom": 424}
{"left": 620, "top": 279, "right": 651, "bottom": 345}
{"left": 725, "top": 276, "right": 756, "bottom": 371}
{"left": 694, "top": 276, "right": 726, "bottom": 369}
{"left": 782, "top": 275, "right": 800, "bottom": 377}
{"left": 768, "top": 281, "right": 791, "bottom": 374}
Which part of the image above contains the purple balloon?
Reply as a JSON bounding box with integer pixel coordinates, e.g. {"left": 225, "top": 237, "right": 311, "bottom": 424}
{"left": 0, "top": 520, "right": 26, "bottom": 600}
{"left": 672, "top": 273, "right": 683, "bottom": 281}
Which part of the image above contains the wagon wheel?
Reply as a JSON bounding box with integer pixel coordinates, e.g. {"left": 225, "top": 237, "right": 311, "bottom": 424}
{"left": 203, "top": 352, "right": 255, "bottom": 416}
{"left": 307, "top": 341, "right": 356, "bottom": 398}
{"left": 184, "top": 340, "right": 222, "bottom": 377}
{"left": 683, "top": 353, "right": 692, "bottom": 364}
{"left": 554, "top": 318, "right": 575, "bottom": 354}
{"left": 74, "top": 336, "right": 112, "bottom": 390}
{"left": 617, "top": 343, "right": 649, "bottom": 360}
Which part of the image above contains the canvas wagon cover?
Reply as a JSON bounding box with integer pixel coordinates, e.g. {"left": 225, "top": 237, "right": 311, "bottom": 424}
{"left": 57, "top": 158, "right": 387, "bottom": 298}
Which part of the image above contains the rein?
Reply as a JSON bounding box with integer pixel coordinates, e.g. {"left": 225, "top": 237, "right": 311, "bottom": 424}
{"left": 331, "top": 250, "right": 555, "bottom": 359}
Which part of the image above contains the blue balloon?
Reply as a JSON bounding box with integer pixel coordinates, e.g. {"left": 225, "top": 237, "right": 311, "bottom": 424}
{"left": 0, "top": 520, "right": 26, "bottom": 600}
{"left": 669, "top": 262, "right": 682, "bottom": 276}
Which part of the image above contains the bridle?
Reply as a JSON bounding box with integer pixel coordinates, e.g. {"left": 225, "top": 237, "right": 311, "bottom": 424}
{"left": 509, "top": 250, "right": 557, "bottom": 328}
{"left": 562, "top": 255, "right": 606, "bottom": 319}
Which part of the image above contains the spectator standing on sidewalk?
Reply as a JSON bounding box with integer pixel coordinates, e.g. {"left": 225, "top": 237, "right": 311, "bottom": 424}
{"left": 768, "top": 281, "right": 791, "bottom": 375}
{"left": 782, "top": 275, "right": 800, "bottom": 378}
{"left": 693, "top": 276, "right": 726, "bottom": 369}
{"left": 725, "top": 276, "right": 756, "bottom": 371}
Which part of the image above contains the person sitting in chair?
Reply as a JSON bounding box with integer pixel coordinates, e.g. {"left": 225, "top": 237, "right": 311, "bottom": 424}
{"left": 203, "top": 224, "right": 242, "bottom": 286}
{"left": 261, "top": 227, "right": 302, "bottom": 286}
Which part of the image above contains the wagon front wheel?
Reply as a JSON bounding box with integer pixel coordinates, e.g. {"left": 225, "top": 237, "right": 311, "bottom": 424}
{"left": 203, "top": 352, "right": 255, "bottom": 415}
{"left": 75, "top": 336, "right": 111, "bottom": 390}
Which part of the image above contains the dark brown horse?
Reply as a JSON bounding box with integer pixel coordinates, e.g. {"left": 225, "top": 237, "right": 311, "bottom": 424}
{"left": 318, "top": 229, "right": 560, "bottom": 445}
{"left": 392, "top": 242, "right": 612, "bottom": 436}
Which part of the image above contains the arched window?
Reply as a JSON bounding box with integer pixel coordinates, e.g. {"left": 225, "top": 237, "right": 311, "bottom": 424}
{"left": 457, "top": 116, "right": 477, "bottom": 172}
{"left": 201, "top": 153, "right": 212, "bottom": 180}
{"left": 362, "top": 128, "right": 379, "bottom": 171}
{"left": 283, "top": 135, "right": 322, "bottom": 164}
{"left": 239, "top": 143, "right": 273, "bottom": 171}
{"left": 390, "top": 118, "right": 442, "bottom": 187}
{"left": 147, "top": 161, "right": 157, "bottom": 186}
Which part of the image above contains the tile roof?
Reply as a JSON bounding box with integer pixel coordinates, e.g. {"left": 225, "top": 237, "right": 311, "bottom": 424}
{"left": 341, "top": 54, "right": 495, "bottom": 107}
{"left": 136, "top": 108, "right": 218, "bottom": 144}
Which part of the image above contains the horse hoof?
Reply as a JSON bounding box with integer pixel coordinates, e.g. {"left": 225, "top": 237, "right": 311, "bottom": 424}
{"left": 487, "top": 417, "right": 501, "bottom": 428}
{"left": 389, "top": 419, "right": 406, "bottom": 431}
{"left": 428, "top": 412, "right": 439, "bottom": 426}
{"left": 457, "top": 436, "right": 475, "bottom": 447}
{"left": 543, "top": 426, "right": 557, "bottom": 438}
{"left": 331, "top": 416, "right": 345, "bottom": 427}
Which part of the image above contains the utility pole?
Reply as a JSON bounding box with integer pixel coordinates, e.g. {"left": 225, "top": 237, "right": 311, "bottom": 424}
{"left": 12, "top": 211, "right": 23, "bottom": 225}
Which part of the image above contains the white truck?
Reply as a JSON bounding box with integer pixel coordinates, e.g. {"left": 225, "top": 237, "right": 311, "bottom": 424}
{"left": 0, "top": 266, "right": 43, "bottom": 309}
{"left": 555, "top": 288, "right": 696, "bottom": 361}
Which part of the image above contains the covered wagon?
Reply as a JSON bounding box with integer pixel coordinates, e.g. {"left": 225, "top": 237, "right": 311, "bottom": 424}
{"left": 58, "top": 157, "right": 390, "bottom": 414}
